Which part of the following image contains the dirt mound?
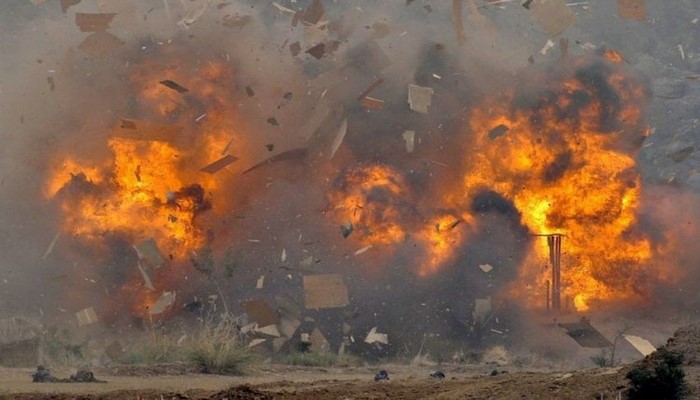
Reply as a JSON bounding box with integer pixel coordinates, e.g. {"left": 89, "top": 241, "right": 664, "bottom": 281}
{"left": 209, "top": 384, "right": 274, "bottom": 400}
{"left": 663, "top": 325, "right": 700, "bottom": 365}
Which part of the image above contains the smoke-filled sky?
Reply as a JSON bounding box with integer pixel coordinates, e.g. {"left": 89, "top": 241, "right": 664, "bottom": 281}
{"left": 1, "top": 0, "right": 700, "bottom": 364}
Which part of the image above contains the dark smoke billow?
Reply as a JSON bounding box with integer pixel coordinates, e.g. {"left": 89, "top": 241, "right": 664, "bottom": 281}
{"left": 0, "top": 0, "right": 699, "bottom": 367}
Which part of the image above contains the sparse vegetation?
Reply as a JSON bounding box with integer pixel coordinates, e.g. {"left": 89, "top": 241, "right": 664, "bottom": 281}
{"left": 43, "top": 327, "right": 87, "bottom": 366}
{"left": 117, "top": 332, "right": 186, "bottom": 365}
{"left": 282, "top": 350, "right": 361, "bottom": 367}
{"left": 626, "top": 348, "right": 689, "bottom": 400}
{"left": 187, "top": 312, "right": 255, "bottom": 375}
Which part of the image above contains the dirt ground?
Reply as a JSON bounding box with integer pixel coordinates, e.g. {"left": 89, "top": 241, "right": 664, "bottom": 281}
{"left": 3, "top": 325, "right": 699, "bottom": 400}
{"left": 0, "top": 362, "right": 684, "bottom": 400}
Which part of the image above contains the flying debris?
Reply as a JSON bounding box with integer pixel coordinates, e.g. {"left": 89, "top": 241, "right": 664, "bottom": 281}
{"left": 200, "top": 154, "right": 239, "bottom": 174}
{"left": 76, "top": 307, "right": 98, "bottom": 326}
{"left": 303, "top": 274, "right": 349, "bottom": 309}
{"left": 341, "top": 222, "right": 354, "bottom": 238}
{"left": 159, "top": 80, "right": 189, "bottom": 93}
{"left": 408, "top": 84, "right": 433, "bottom": 114}
{"left": 149, "top": 291, "right": 176, "bottom": 315}
{"left": 242, "top": 148, "right": 308, "bottom": 175}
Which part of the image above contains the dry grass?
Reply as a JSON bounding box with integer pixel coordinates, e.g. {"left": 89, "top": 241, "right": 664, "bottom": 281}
{"left": 187, "top": 312, "right": 255, "bottom": 375}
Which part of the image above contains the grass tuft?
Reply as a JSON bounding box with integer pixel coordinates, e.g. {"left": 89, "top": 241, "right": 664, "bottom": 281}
{"left": 187, "top": 312, "right": 255, "bottom": 375}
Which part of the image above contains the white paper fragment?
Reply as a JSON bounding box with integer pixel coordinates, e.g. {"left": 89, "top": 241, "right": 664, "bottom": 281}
{"left": 281, "top": 248, "right": 287, "bottom": 262}
{"left": 540, "top": 39, "right": 555, "bottom": 55}
{"left": 76, "top": 307, "right": 98, "bottom": 326}
{"left": 408, "top": 84, "right": 434, "bottom": 114}
{"left": 479, "top": 264, "right": 494, "bottom": 273}
{"left": 330, "top": 118, "right": 348, "bottom": 159}
{"left": 249, "top": 338, "right": 267, "bottom": 348}
{"left": 364, "top": 327, "right": 389, "bottom": 345}
{"left": 272, "top": 2, "right": 296, "bottom": 13}
{"left": 354, "top": 245, "right": 372, "bottom": 256}
{"left": 42, "top": 232, "right": 61, "bottom": 260}
{"left": 678, "top": 44, "right": 685, "bottom": 60}
{"left": 256, "top": 275, "right": 265, "bottom": 289}
{"left": 402, "top": 130, "right": 415, "bottom": 153}
{"left": 255, "top": 324, "right": 282, "bottom": 337}
{"left": 624, "top": 334, "right": 656, "bottom": 356}
{"left": 149, "top": 291, "right": 176, "bottom": 315}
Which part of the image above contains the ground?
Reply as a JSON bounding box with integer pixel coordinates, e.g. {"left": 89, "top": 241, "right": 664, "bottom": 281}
{"left": 3, "top": 362, "right": 697, "bottom": 400}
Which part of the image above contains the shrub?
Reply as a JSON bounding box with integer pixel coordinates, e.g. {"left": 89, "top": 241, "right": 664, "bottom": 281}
{"left": 626, "top": 348, "right": 689, "bottom": 400}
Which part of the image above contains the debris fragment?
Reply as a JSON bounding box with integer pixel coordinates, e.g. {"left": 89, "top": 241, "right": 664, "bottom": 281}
{"left": 303, "top": 274, "right": 349, "bottom": 309}
{"left": 408, "top": 84, "right": 434, "bottom": 114}
{"left": 281, "top": 248, "right": 287, "bottom": 262}
{"left": 267, "top": 117, "right": 280, "bottom": 126}
{"left": 241, "top": 299, "right": 279, "bottom": 326}
{"left": 361, "top": 97, "right": 385, "bottom": 110}
{"left": 479, "top": 264, "right": 494, "bottom": 273}
{"left": 403, "top": 130, "right": 415, "bottom": 153}
{"left": 265, "top": 144, "right": 275, "bottom": 152}
{"left": 136, "top": 261, "right": 155, "bottom": 291}
{"left": 309, "top": 328, "right": 330, "bottom": 352}
{"left": 159, "top": 80, "right": 189, "bottom": 93}
{"left": 242, "top": 148, "right": 308, "bottom": 175}
{"left": 539, "top": 39, "right": 555, "bottom": 55}
{"left": 364, "top": 327, "right": 389, "bottom": 345}
{"left": 472, "top": 298, "right": 492, "bottom": 325}
{"left": 248, "top": 338, "right": 266, "bottom": 348}
{"left": 245, "top": 86, "right": 255, "bottom": 97}
{"left": 452, "top": 0, "right": 467, "bottom": 44}
{"left": 256, "top": 275, "right": 265, "bottom": 289}
{"left": 559, "top": 318, "right": 613, "bottom": 348}
{"left": 354, "top": 245, "right": 372, "bottom": 256}
{"left": 302, "top": 0, "right": 325, "bottom": 25}
{"left": 305, "top": 43, "right": 326, "bottom": 59}
{"left": 78, "top": 31, "right": 125, "bottom": 59}
{"left": 133, "top": 238, "right": 165, "bottom": 268}
{"left": 272, "top": 2, "right": 296, "bottom": 14}
{"left": 678, "top": 44, "right": 685, "bottom": 61}
{"left": 149, "top": 291, "right": 176, "bottom": 315}
{"left": 529, "top": 0, "right": 575, "bottom": 36}
{"left": 75, "top": 13, "right": 115, "bottom": 32}
{"left": 76, "top": 307, "right": 98, "bottom": 326}
{"left": 341, "top": 222, "right": 354, "bottom": 238}
{"left": 617, "top": 0, "right": 646, "bottom": 21}
{"left": 200, "top": 154, "right": 239, "bottom": 174}
{"left": 255, "top": 324, "right": 281, "bottom": 337}
{"left": 623, "top": 334, "right": 656, "bottom": 356}
{"left": 488, "top": 124, "right": 509, "bottom": 140}
{"left": 42, "top": 232, "right": 60, "bottom": 260}
{"left": 330, "top": 118, "right": 348, "bottom": 159}
{"left": 357, "top": 78, "right": 385, "bottom": 101}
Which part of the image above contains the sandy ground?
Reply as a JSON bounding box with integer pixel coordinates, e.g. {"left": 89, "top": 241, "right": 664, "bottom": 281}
{"left": 0, "top": 363, "right": 667, "bottom": 400}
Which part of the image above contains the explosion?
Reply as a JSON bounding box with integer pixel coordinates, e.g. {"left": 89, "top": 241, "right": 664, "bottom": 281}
{"left": 44, "top": 49, "right": 245, "bottom": 317}
{"left": 459, "top": 53, "right": 655, "bottom": 312}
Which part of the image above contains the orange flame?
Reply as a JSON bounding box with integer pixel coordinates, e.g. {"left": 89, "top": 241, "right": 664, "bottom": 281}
{"left": 461, "top": 56, "right": 653, "bottom": 311}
